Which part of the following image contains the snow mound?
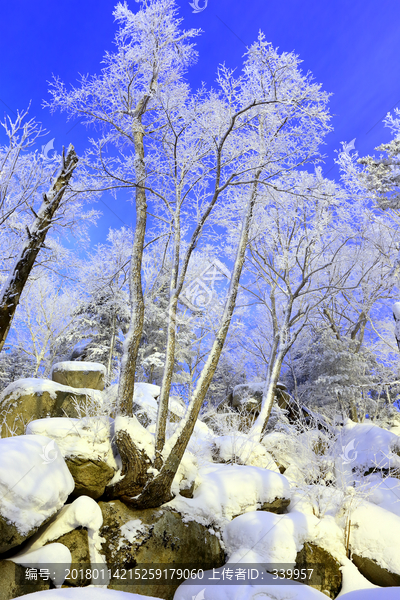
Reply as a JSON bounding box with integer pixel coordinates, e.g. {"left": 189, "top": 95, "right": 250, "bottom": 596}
{"left": 169, "top": 464, "right": 290, "bottom": 528}
{"left": 357, "top": 474, "right": 400, "bottom": 517}
{"left": 349, "top": 500, "right": 400, "bottom": 576}
{"left": 19, "top": 496, "right": 107, "bottom": 583}
{"left": 186, "top": 419, "right": 215, "bottom": 464}
{"left": 224, "top": 510, "right": 316, "bottom": 565}
{"left": 214, "top": 434, "right": 280, "bottom": 471}
{"left": 174, "top": 573, "right": 329, "bottom": 599}
{"left": 0, "top": 435, "right": 74, "bottom": 535}
{"left": 11, "top": 543, "right": 72, "bottom": 587}
{"left": 334, "top": 421, "right": 400, "bottom": 486}
{"left": 337, "top": 557, "right": 378, "bottom": 597}
{"left": 26, "top": 417, "right": 117, "bottom": 470}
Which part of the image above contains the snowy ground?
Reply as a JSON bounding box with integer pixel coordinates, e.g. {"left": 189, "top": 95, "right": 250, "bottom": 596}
{"left": 2, "top": 383, "right": 400, "bottom": 599}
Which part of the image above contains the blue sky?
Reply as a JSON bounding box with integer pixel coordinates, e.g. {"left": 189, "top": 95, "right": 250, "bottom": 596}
{"left": 1, "top": 0, "right": 400, "bottom": 242}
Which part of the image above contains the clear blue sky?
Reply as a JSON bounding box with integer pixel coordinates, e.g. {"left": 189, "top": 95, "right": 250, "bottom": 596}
{"left": 1, "top": 0, "right": 400, "bottom": 241}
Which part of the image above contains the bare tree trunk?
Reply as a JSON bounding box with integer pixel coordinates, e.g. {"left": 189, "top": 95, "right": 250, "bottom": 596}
{"left": 0, "top": 145, "right": 78, "bottom": 353}
{"left": 117, "top": 124, "right": 147, "bottom": 416}
{"left": 250, "top": 342, "right": 286, "bottom": 440}
{"left": 107, "top": 312, "right": 117, "bottom": 383}
{"left": 349, "top": 390, "right": 359, "bottom": 422}
{"left": 127, "top": 176, "right": 260, "bottom": 508}
{"left": 154, "top": 216, "right": 181, "bottom": 468}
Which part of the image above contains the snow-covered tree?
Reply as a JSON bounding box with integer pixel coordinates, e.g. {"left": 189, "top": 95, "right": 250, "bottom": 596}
{"left": 70, "top": 228, "right": 132, "bottom": 382}
{"left": 0, "top": 109, "right": 98, "bottom": 353}
{"left": 285, "top": 328, "right": 395, "bottom": 421}
{"left": 0, "top": 346, "right": 34, "bottom": 392}
{"left": 45, "top": 0, "right": 200, "bottom": 416}
{"left": 7, "top": 273, "right": 79, "bottom": 377}
{"left": 46, "top": 0, "right": 332, "bottom": 508}
{"left": 241, "top": 170, "right": 383, "bottom": 439}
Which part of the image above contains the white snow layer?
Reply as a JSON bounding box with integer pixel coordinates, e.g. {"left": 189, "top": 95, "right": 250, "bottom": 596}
{"left": 223, "top": 510, "right": 317, "bottom": 565}
{"left": 51, "top": 361, "right": 107, "bottom": 374}
{"left": 26, "top": 417, "right": 118, "bottom": 470}
{"left": 11, "top": 543, "right": 72, "bottom": 587}
{"left": 0, "top": 435, "right": 74, "bottom": 535}
{"left": 0, "top": 378, "right": 103, "bottom": 406}
{"left": 104, "top": 382, "right": 184, "bottom": 421}
{"left": 337, "top": 558, "right": 378, "bottom": 597}
{"left": 174, "top": 574, "right": 329, "bottom": 600}
{"left": 334, "top": 421, "right": 400, "bottom": 487}
{"left": 169, "top": 464, "right": 290, "bottom": 528}
{"left": 349, "top": 500, "right": 400, "bottom": 576}
{"left": 357, "top": 474, "right": 400, "bottom": 517}
{"left": 17, "top": 496, "right": 107, "bottom": 584}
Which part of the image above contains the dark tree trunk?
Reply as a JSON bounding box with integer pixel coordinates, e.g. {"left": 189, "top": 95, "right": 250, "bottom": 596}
{"left": 0, "top": 145, "right": 78, "bottom": 353}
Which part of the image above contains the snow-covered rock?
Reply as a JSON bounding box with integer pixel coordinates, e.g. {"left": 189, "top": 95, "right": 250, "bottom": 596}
{"left": 174, "top": 573, "right": 330, "bottom": 600}
{"left": 51, "top": 361, "right": 106, "bottom": 391}
{"left": 0, "top": 378, "right": 103, "bottom": 437}
{"left": 99, "top": 499, "right": 224, "bottom": 597}
{"left": 349, "top": 500, "right": 400, "bottom": 585}
{"left": 26, "top": 417, "right": 117, "bottom": 499}
{"left": 12, "top": 496, "right": 107, "bottom": 586}
{"left": 0, "top": 435, "right": 74, "bottom": 553}
{"left": 334, "top": 421, "right": 400, "bottom": 486}
{"left": 169, "top": 464, "right": 290, "bottom": 528}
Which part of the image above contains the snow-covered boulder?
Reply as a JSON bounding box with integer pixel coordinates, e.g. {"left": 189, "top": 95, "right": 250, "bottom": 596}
{"left": 99, "top": 500, "right": 224, "bottom": 598}
{"left": 174, "top": 570, "right": 331, "bottom": 600}
{"left": 349, "top": 501, "right": 400, "bottom": 586}
{"left": 51, "top": 361, "right": 106, "bottom": 391}
{"left": 0, "top": 435, "right": 75, "bottom": 553}
{"left": 26, "top": 417, "right": 117, "bottom": 499}
{"left": 0, "top": 378, "right": 103, "bottom": 437}
{"left": 13, "top": 496, "right": 106, "bottom": 587}
{"left": 333, "top": 421, "right": 400, "bottom": 486}
{"left": 223, "top": 511, "right": 342, "bottom": 598}
{"left": 169, "top": 464, "right": 291, "bottom": 528}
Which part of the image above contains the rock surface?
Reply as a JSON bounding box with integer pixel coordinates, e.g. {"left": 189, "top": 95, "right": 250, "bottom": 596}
{"left": 53, "top": 529, "right": 91, "bottom": 587}
{"left": 0, "top": 379, "right": 102, "bottom": 437}
{"left": 259, "top": 497, "right": 290, "bottom": 514}
{"left": 51, "top": 361, "right": 106, "bottom": 391}
{"left": 99, "top": 500, "right": 225, "bottom": 600}
{"left": 352, "top": 553, "right": 400, "bottom": 586}
{"left": 0, "top": 560, "right": 50, "bottom": 600}
{"left": 66, "top": 457, "right": 115, "bottom": 500}
{"left": 294, "top": 542, "right": 342, "bottom": 599}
